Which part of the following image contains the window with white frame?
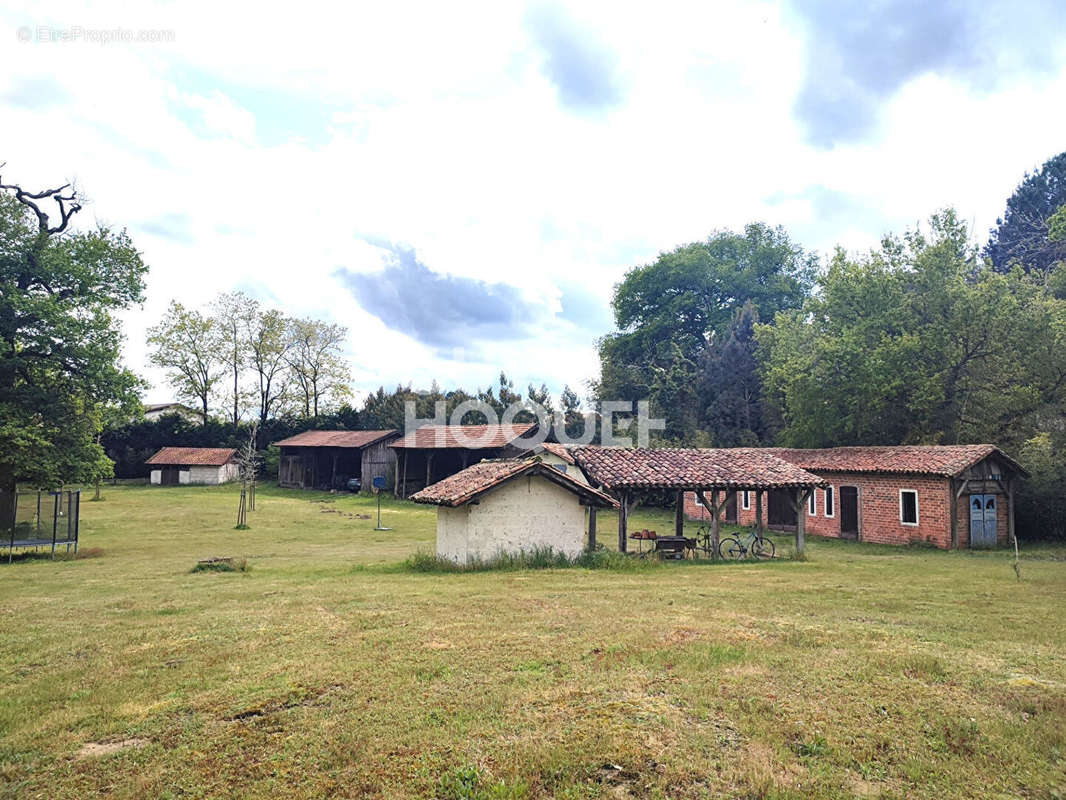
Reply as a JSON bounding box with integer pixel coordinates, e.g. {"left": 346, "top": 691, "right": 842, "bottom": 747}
{"left": 741, "top": 490, "right": 750, "bottom": 510}
{"left": 824, "top": 486, "right": 834, "bottom": 518}
{"left": 808, "top": 490, "right": 816, "bottom": 515}
{"left": 900, "top": 489, "right": 919, "bottom": 525}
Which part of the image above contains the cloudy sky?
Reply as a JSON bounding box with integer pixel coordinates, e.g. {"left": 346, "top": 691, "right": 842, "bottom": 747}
{"left": 3, "top": 1, "right": 1065, "bottom": 406}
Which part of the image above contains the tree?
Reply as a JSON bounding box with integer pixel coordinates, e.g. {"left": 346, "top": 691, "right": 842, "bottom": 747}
{"left": 558, "top": 384, "right": 586, "bottom": 439}
{"left": 760, "top": 210, "right": 1066, "bottom": 451}
{"left": 700, "top": 302, "right": 771, "bottom": 446}
{"left": 286, "top": 318, "right": 352, "bottom": 419}
{"left": 0, "top": 169, "right": 147, "bottom": 524}
{"left": 247, "top": 308, "right": 293, "bottom": 426}
{"left": 986, "top": 150, "right": 1066, "bottom": 275}
{"left": 596, "top": 223, "right": 816, "bottom": 440}
{"left": 147, "top": 302, "right": 222, "bottom": 424}
{"left": 211, "top": 291, "right": 259, "bottom": 429}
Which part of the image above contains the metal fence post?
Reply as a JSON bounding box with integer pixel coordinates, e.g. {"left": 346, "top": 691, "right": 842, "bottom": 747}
{"left": 8, "top": 491, "right": 16, "bottom": 564}
{"left": 73, "top": 491, "right": 80, "bottom": 554}
{"left": 51, "top": 492, "right": 59, "bottom": 559}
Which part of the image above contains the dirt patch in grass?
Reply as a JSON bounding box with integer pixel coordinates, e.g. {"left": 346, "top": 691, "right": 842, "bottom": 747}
{"left": 76, "top": 738, "right": 148, "bottom": 759}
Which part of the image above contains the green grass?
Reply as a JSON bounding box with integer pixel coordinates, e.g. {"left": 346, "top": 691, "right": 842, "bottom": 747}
{"left": 1, "top": 483, "right": 1064, "bottom": 799}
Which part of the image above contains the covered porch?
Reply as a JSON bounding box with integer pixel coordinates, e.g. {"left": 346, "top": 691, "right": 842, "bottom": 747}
{"left": 569, "top": 447, "right": 827, "bottom": 558}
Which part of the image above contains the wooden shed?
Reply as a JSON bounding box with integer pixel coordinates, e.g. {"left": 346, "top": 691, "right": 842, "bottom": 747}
{"left": 274, "top": 430, "right": 400, "bottom": 491}
{"left": 391, "top": 423, "right": 540, "bottom": 498}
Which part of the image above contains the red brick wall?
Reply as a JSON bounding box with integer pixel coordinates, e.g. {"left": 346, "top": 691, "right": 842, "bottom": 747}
{"left": 683, "top": 472, "right": 1010, "bottom": 550}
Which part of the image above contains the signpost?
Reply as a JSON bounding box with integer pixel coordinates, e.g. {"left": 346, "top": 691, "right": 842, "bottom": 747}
{"left": 372, "top": 476, "right": 391, "bottom": 531}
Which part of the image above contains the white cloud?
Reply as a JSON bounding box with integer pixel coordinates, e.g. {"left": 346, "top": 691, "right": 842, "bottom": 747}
{"left": 1, "top": 0, "right": 1065, "bottom": 407}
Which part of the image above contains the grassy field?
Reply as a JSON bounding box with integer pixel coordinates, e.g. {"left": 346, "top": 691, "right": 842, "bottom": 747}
{"left": 1, "top": 484, "right": 1064, "bottom": 799}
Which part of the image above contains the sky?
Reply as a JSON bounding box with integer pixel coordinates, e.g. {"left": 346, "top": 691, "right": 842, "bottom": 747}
{"left": 2, "top": 1, "right": 1066, "bottom": 407}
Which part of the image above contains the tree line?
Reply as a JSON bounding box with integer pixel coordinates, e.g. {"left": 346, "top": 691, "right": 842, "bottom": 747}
{"left": 147, "top": 294, "right": 352, "bottom": 426}
{"left": 6, "top": 150, "right": 1066, "bottom": 537}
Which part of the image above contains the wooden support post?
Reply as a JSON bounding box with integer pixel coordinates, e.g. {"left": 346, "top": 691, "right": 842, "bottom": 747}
{"left": 398, "top": 450, "right": 408, "bottom": 499}
{"left": 425, "top": 452, "right": 434, "bottom": 488}
{"left": 675, "top": 491, "right": 685, "bottom": 537}
{"left": 1007, "top": 477, "right": 1016, "bottom": 548}
{"left": 710, "top": 489, "right": 720, "bottom": 559}
{"left": 794, "top": 488, "right": 808, "bottom": 557}
{"left": 331, "top": 452, "right": 338, "bottom": 490}
{"left": 755, "top": 490, "right": 764, "bottom": 537}
{"left": 588, "top": 507, "right": 597, "bottom": 551}
{"left": 617, "top": 490, "right": 629, "bottom": 553}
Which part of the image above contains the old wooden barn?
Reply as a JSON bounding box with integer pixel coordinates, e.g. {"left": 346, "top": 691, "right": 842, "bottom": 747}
{"left": 274, "top": 430, "right": 400, "bottom": 491}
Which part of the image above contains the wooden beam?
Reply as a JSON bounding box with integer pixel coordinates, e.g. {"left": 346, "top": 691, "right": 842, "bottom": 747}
{"left": 794, "top": 487, "right": 809, "bottom": 557}
{"left": 617, "top": 490, "right": 629, "bottom": 553}
{"left": 588, "top": 507, "right": 597, "bottom": 552}
{"left": 1007, "top": 477, "right": 1016, "bottom": 549}
{"left": 675, "top": 491, "right": 685, "bottom": 537}
{"left": 710, "top": 489, "right": 720, "bottom": 559}
{"left": 755, "top": 490, "right": 764, "bottom": 537}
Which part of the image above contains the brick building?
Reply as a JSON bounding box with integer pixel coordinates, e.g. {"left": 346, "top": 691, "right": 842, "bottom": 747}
{"left": 682, "top": 445, "right": 1026, "bottom": 549}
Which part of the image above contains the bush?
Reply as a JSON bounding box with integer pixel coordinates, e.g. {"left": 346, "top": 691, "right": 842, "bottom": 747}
{"left": 191, "top": 557, "right": 249, "bottom": 573}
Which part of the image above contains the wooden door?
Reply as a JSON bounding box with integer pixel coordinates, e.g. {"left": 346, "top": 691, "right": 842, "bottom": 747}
{"left": 767, "top": 490, "right": 797, "bottom": 529}
{"left": 840, "top": 486, "right": 859, "bottom": 538}
{"left": 724, "top": 492, "right": 738, "bottom": 524}
{"left": 161, "top": 466, "right": 179, "bottom": 486}
{"left": 969, "top": 494, "right": 997, "bottom": 548}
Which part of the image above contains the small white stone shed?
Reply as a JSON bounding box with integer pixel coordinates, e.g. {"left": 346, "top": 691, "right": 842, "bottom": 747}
{"left": 145, "top": 447, "right": 240, "bottom": 486}
{"left": 410, "top": 458, "right": 617, "bottom": 564}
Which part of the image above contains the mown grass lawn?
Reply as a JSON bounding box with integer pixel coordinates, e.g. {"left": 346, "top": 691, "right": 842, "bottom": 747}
{"left": 1, "top": 484, "right": 1064, "bottom": 799}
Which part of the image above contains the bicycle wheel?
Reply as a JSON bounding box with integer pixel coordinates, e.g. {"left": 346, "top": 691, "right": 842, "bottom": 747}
{"left": 750, "top": 536, "right": 775, "bottom": 559}
{"left": 718, "top": 537, "right": 745, "bottom": 560}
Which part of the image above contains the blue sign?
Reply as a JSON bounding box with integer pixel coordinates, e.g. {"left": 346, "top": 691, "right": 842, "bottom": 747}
{"left": 372, "top": 476, "right": 386, "bottom": 490}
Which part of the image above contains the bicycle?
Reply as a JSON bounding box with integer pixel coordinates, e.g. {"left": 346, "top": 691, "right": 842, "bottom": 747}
{"left": 718, "top": 526, "right": 775, "bottom": 560}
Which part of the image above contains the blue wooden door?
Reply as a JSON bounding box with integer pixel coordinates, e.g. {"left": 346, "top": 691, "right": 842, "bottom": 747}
{"left": 969, "top": 494, "right": 997, "bottom": 548}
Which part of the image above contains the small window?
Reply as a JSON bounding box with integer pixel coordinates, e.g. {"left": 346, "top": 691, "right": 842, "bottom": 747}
{"left": 824, "top": 486, "right": 834, "bottom": 518}
{"left": 741, "top": 490, "right": 750, "bottom": 510}
{"left": 900, "top": 490, "right": 919, "bottom": 525}
{"left": 808, "top": 491, "right": 816, "bottom": 515}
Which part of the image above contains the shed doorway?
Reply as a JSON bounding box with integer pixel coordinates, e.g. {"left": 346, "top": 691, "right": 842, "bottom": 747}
{"left": 767, "top": 490, "right": 797, "bottom": 529}
{"left": 724, "top": 492, "right": 737, "bottom": 524}
{"left": 160, "top": 467, "right": 180, "bottom": 486}
{"left": 969, "top": 494, "right": 997, "bottom": 548}
{"left": 840, "top": 486, "right": 859, "bottom": 539}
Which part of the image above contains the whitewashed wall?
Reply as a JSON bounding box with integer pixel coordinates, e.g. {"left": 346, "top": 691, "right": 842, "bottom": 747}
{"left": 150, "top": 469, "right": 162, "bottom": 485}
{"left": 186, "top": 463, "right": 239, "bottom": 485}
{"left": 436, "top": 474, "right": 587, "bottom": 563}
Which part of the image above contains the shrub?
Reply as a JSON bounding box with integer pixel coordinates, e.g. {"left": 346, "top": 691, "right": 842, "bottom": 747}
{"left": 191, "top": 557, "right": 249, "bottom": 573}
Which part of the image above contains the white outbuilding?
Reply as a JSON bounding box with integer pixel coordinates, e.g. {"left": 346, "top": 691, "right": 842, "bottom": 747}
{"left": 410, "top": 458, "right": 617, "bottom": 564}
{"left": 145, "top": 447, "right": 240, "bottom": 486}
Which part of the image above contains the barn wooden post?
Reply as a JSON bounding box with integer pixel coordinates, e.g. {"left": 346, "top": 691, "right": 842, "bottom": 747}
{"left": 425, "top": 452, "right": 434, "bottom": 489}
{"left": 755, "top": 489, "right": 764, "bottom": 537}
{"left": 617, "top": 490, "right": 629, "bottom": 553}
{"left": 398, "top": 450, "right": 408, "bottom": 498}
{"left": 1007, "top": 477, "right": 1016, "bottom": 548}
{"left": 588, "top": 507, "right": 597, "bottom": 551}
{"left": 949, "top": 479, "right": 959, "bottom": 549}
{"left": 795, "top": 488, "right": 807, "bottom": 557}
{"left": 675, "top": 491, "right": 685, "bottom": 537}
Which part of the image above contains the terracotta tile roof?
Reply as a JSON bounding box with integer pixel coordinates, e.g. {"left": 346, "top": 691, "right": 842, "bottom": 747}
{"left": 145, "top": 447, "right": 237, "bottom": 466}
{"left": 769, "top": 444, "right": 1027, "bottom": 477}
{"left": 570, "top": 447, "right": 826, "bottom": 491}
{"left": 410, "top": 458, "right": 617, "bottom": 508}
{"left": 273, "top": 430, "right": 399, "bottom": 448}
{"left": 391, "top": 423, "right": 537, "bottom": 450}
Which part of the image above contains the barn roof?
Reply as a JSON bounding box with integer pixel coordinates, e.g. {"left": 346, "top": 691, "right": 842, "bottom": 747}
{"left": 273, "top": 430, "right": 399, "bottom": 449}
{"left": 145, "top": 447, "right": 237, "bottom": 466}
{"left": 769, "top": 444, "right": 1028, "bottom": 478}
{"left": 410, "top": 458, "right": 617, "bottom": 508}
{"left": 391, "top": 423, "right": 536, "bottom": 450}
{"left": 570, "top": 447, "right": 827, "bottom": 491}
